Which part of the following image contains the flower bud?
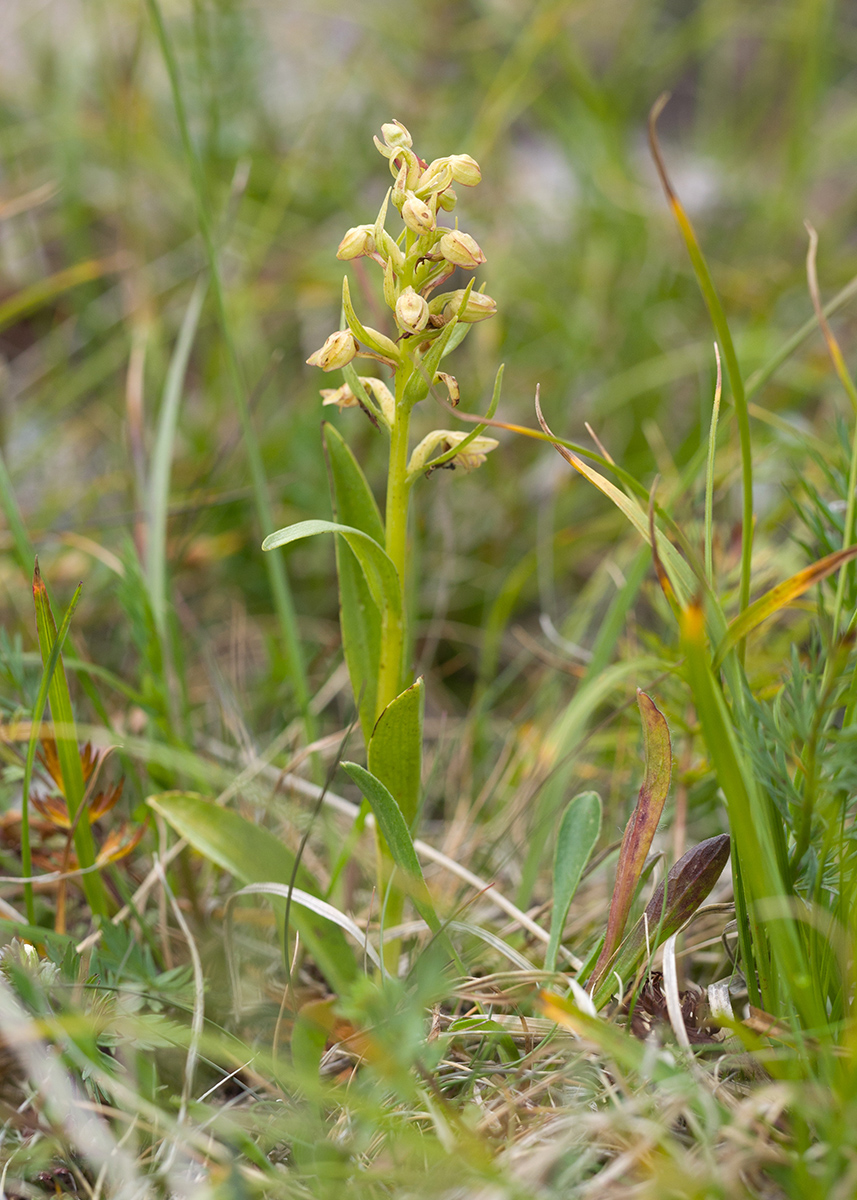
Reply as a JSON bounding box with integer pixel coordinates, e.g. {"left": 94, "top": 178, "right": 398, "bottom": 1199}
{"left": 336, "top": 224, "right": 375, "bottom": 261}
{"left": 417, "top": 158, "right": 454, "bottom": 195}
{"left": 438, "top": 229, "right": 486, "bottom": 269}
{"left": 306, "top": 330, "right": 358, "bottom": 372}
{"left": 377, "top": 120, "right": 412, "bottom": 154}
{"left": 441, "top": 289, "right": 497, "bottom": 323}
{"left": 437, "top": 188, "right": 457, "bottom": 213}
{"left": 395, "top": 286, "right": 429, "bottom": 334}
{"left": 402, "top": 191, "right": 435, "bottom": 234}
{"left": 449, "top": 154, "right": 481, "bottom": 186}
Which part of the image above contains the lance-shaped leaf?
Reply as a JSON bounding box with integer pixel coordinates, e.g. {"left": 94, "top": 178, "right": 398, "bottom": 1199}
{"left": 591, "top": 834, "right": 731, "bottom": 1010}
{"left": 712, "top": 542, "right": 857, "bottom": 667}
{"left": 545, "top": 791, "right": 602, "bottom": 973}
{"left": 341, "top": 761, "right": 444, "bottom": 943}
{"left": 262, "top": 519, "right": 401, "bottom": 620}
{"left": 322, "top": 424, "right": 384, "bottom": 739}
{"left": 589, "top": 691, "right": 671, "bottom": 991}
{"left": 367, "top": 678, "right": 425, "bottom": 830}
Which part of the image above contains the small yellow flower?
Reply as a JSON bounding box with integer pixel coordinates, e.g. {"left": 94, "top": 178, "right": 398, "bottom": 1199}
{"left": 438, "top": 229, "right": 486, "bottom": 269}
{"left": 320, "top": 383, "right": 359, "bottom": 411}
{"left": 408, "top": 429, "right": 499, "bottom": 475}
{"left": 401, "top": 191, "right": 436, "bottom": 235}
{"left": 439, "top": 289, "right": 497, "bottom": 323}
{"left": 448, "top": 154, "right": 482, "bottom": 187}
{"left": 395, "top": 287, "right": 429, "bottom": 334}
{"left": 337, "top": 225, "right": 376, "bottom": 260}
{"left": 306, "top": 331, "right": 358, "bottom": 372}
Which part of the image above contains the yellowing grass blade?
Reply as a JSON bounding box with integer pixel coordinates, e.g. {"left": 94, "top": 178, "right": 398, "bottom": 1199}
{"left": 534, "top": 393, "right": 695, "bottom": 608}
{"left": 713, "top": 543, "right": 857, "bottom": 667}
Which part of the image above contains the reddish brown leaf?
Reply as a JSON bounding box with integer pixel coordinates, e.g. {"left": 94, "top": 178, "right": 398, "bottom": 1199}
{"left": 590, "top": 691, "right": 671, "bottom": 991}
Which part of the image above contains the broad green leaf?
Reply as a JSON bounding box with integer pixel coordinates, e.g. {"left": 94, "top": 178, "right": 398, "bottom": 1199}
{"left": 341, "top": 762, "right": 441, "bottom": 937}
{"left": 545, "top": 791, "right": 602, "bottom": 973}
{"left": 262, "top": 519, "right": 401, "bottom": 620}
{"left": 590, "top": 691, "right": 671, "bottom": 991}
{"left": 33, "top": 564, "right": 107, "bottom": 917}
{"left": 713, "top": 542, "right": 857, "bottom": 667}
{"left": 148, "top": 792, "right": 357, "bottom": 994}
{"left": 323, "top": 423, "right": 384, "bottom": 737}
{"left": 367, "top": 677, "right": 425, "bottom": 829}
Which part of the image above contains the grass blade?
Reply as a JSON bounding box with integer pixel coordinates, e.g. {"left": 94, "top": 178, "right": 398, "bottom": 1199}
{"left": 649, "top": 94, "right": 754, "bottom": 639}
{"left": 147, "top": 276, "right": 207, "bottom": 645}
{"left": 714, "top": 542, "right": 857, "bottom": 668}
{"left": 21, "top": 581, "right": 83, "bottom": 923}
{"left": 148, "top": 791, "right": 358, "bottom": 993}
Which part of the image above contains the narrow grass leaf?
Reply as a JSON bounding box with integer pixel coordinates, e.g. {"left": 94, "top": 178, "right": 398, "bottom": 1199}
{"left": 680, "top": 603, "right": 826, "bottom": 1031}
{"left": 534, "top": 393, "right": 695, "bottom": 608}
{"left": 0, "top": 254, "right": 128, "bottom": 334}
{"left": 33, "top": 565, "right": 107, "bottom": 918}
{"left": 148, "top": 791, "right": 357, "bottom": 993}
{"left": 21, "top": 582, "right": 83, "bottom": 922}
{"left": 590, "top": 691, "right": 671, "bottom": 990}
{"left": 545, "top": 791, "right": 602, "bottom": 972}
{"left": 649, "top": 94, "right": 754, "bottom": 630}
{"left": 231, "top": 883, "right": 381, "bottom": 968}
{"left": 147, "top": 276, "right": 207, "bottom": 643}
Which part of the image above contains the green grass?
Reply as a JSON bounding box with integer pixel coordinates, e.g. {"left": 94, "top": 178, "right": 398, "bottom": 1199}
{"left": 1, "top": 0, "right": 857, "bottom": 1196}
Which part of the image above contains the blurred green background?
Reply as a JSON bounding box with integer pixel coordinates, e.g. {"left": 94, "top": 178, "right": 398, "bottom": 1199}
{"left": 0, "top": 0, "right": 853, "bottom": 739}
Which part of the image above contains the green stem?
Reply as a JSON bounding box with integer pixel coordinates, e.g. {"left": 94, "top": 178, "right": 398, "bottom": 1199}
{"left": 377, "top": 360, "right": 414, "bottom": 720}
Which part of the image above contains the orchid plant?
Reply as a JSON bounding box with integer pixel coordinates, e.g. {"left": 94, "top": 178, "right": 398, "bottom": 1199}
{"left": 264, "top": 121, "right": 503, "bottom": 966}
